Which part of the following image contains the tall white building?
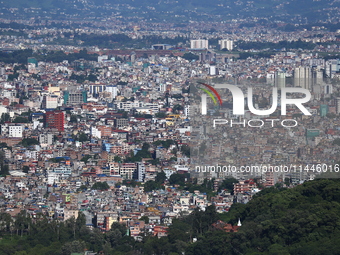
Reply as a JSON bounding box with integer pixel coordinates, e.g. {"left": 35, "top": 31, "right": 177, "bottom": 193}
{"left": 184, "top": 105, "right": 192, "bottom": 117}
{"left": 190, "top": 39, "right": 209, "bottom": 49}
{"left": 275, "top": 72, "right": 286, "bottom": 89}
{"left": 89, "top": 84, "right": 106, "bottom": 96}
{"left": 294, "top": 67, "right": 312, "bottom": 89}
{"left": 218, "top": 39, "right": 233, "bottom": 51}
{"left": 42, "top": 95, "right": 58, "bottom": 109}
{"left": 159, "top": 83, "right": 167, "bottom": 92}
{"left": 105, "top": 85, "right": 118, "bottom": 99}
{"left": 98, "top": 55, "right": 108, "bottom": 62}
{"left": 209, "top": 66, "right": 217, "bottom": 76}
{"left": 91, "top": 126, "right": 101, "bottom": 139}
{"left": 325, "top": 59, "right": 340, "bottom": 78}
{"left": 39, "top": 133, "right": 53, "bottom": 145}
{"left": 136, "top": 162, "right": 145, "bottom": 182}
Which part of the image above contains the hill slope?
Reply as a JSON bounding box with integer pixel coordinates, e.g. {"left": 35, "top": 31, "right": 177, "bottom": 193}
{"left": 187, "top": 179, "right": 340, "bottom": 255}
{"left": 0, "top": 0, "right": 339, "bottom": 23}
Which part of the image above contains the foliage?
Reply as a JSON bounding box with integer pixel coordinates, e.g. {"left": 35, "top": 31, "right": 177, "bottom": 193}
{"left": 172, "top": 104, "right": 183, "bottom": 113}
{"left": 69, "top": 73, "right": 97, "bottom": 83}
{"left": 91, "top": 182, "right": 110, "bottom": 191}
{"left": 180, "top": 144, "right": 190, "bottom": 157}
{"left": 76, "top": 132, "right": 89, "bottom": 142}
{"left": 78, "top": 185, "right": 88, "bottom": 191}
{"left": 125, "top": 143, "right": 152, "bottom": 162}
{"left": 69, "top": 115, "right": 78, "bottom": 123}
{"left": 114, "top": 155, "right": 122, "bottom": 162}
{"left": 0, "top": 49, "right": 98, "bottom": 64}
{"left": 22, "top": 166, "right": 29, "bottom": 173}
{"left": 0, "top": 113, "right": 10, "bottom": 124}
{"left": 49, "top": 157, "right": 64, "bottom": 163}
{"left": 20, "top": 138, "right": 39, "bottom": 147}
{"left": 155, "top": 171, "right": 167, "bottom": 184}
{"left": 139, "top": 216, "right": 150, "bottom": 224}
{"left": 144, "top": 180, "right": 163, "bottom": 192}
{"left": 122, "top": 179, "right": 140, "bottom": 187}
{"left": 218, "top": 177, "right": 239, "bottom": 194}
{"left": 0, "top": 164, "right": 9, "bottom": 176}
{"left": 168, "top": 173, "right": 190, "bottom": 187}
{"left": 153, "top": 139, "right": 176, "bottom": 149}
{"left": 80, "top": 155, "right": 92, "bottom": 164}
{"left": 155, "top": 112, "right": 167, "bottom": 118}
{"left": 12, "top": 116, "right": 29, "bottom": 123}
{"left": 182, "top": 52, "right": 199, "bottom": 61}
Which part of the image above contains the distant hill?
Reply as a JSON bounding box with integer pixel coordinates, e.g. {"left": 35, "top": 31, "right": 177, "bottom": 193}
{"left": 0, "top": 0, "right": 339, "bottom": 23}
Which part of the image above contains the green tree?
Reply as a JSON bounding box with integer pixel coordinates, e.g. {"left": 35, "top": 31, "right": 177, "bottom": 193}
{"left": 218, "top": 177, "right": 239, "bottom": 194}
{"left": 20, "top": 138, "right": 39, "bottom": 147}
{"left": 155, "top": 112, "right": 167, "bottom": 118}
{"left": 69, "top": 115, "right": 78, "bottom": 123}
{"left": 0, "top": 212, "right": 13, "bottom": 233}
{"left": 22, "top": 166, "right": 29, "bottom": 173}
{"left": 0, "top": 113, "right": 10, "bottom": 123}
{"left": 61, "top": 240, "right": 86, "bottom": 255}
{"left": 144, "top": 180, "right": 162, "bottom": 192}
{"left": 182, "top": 52, "right": 199, "bottom": 61}
{"left": 155, "top": 171, "right": 167, "bottom": 184}
{"left": 76, "top": 212, "right": 86, "bottom": 233}
{"left": 91, "top": 182, "right": 110, "bottom": 191}
{"left": 80, "top": 155, "right": 92, "bottom": 164}
{"left": 139, "top": 216, "right": 150, "bottom": 224}
{"left": 12, "top": 116, "right": 29, "bottom": 123}
{"left": 172, "top": 104, "right": 183, "bottom": 113}
{"left": 114, "top": 155, "right": 121, "bottom": 162}
{"left": 77, "top": 132, "right": 89, "bottom": 142}
{"left": 169, "top": 173, "right": 189, "bottom": 187}
{"left": 181, "top": 144, "right": 190, "bottom": 157}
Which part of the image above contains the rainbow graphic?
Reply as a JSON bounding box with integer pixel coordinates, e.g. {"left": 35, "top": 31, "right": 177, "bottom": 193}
{"left": 198, "top": 82, "right": 223, "bottom": 106}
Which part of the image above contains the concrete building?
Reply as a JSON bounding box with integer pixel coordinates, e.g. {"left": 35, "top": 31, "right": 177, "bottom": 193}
{"left": 91, "top": 126, "right": 101, "bottom": 139}
{"left": 39, "top": 133, "right": 53, "bottom": 145}
{"left": 135, "top": 162, "right": 145, "bottom": 182}
{"left": 120, "top": 163, "right": 137, "bottom": 179}
{"left": 44, "top": 111, "right": 65, "bottom": 132}
{"left": 218, "top": 39, "right": 233, "bottom": 51}
{"left": 294, "top": 66, "right": 312, "bottom": 89}
{"left": 42, "top": 95, "right": 58, "bottom": 109}
{"left": 105, "top": 86, "right": 118, "bottom": 99}
{"left": 190, "top": 39, "right": 209, "bottom": 49}
{"left": 275, "top": 72, "right": 286, "bottom": 89}
{"left": 64, "top": 91, "right": 87, "bottom": 105}
{"left": 8, "top": 125, "right": 23, "bottom": 138}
